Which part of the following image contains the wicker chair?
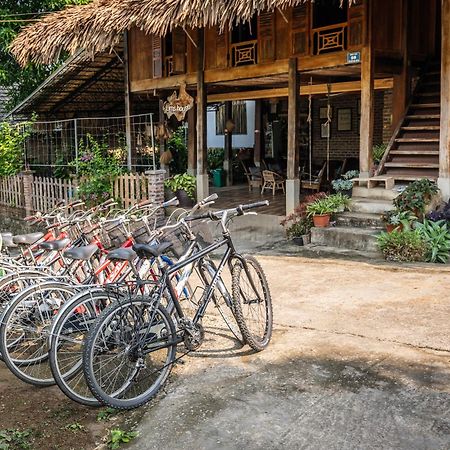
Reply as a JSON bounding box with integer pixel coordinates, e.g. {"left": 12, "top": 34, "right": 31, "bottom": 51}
{"left": 261, "top": 170, "right": 285, "bottom": 195}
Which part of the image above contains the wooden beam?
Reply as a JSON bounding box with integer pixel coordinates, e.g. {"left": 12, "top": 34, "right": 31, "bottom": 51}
{"left": 359, "top": 0, "right": 375, "bottom": 177}
{"left": 130, "top": 73, "right": 197, "bottom": 92}
{"left": 207, "top": 78, "right": 393, "bottom": 102}
{"left": 439, "top": 0, "right": 450, "bottom": 198}
{"left": 124, "top": 31, "right": 133, "bottom": 171}
{"left": 287, "top": 58, "right": 299, "bottom": 180}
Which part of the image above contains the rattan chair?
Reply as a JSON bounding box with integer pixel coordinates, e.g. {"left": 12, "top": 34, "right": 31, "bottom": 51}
{"left": 261, "top": 170, "right": 285, "bottom": 195}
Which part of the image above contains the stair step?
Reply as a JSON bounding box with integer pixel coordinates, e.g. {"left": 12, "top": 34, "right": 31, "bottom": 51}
{"left": 411, "top": 103, "right": 440, "bottom": 109}
{"left": 335, "top": 212, "right": 384, "bottom": 229}
{"left": 311, "top": 226, "right": 381, "bottom": 252}
{"left": 352, "top": 186, "right": 399, "bottom": 201}
{"left": 406, "top": 114, "right": 440, "bottom": 120}
{"left": 385, "top": 173, "right": 438, "bottom": 181}
{"left": 417, "top": 92, "right": 440, "bottom": 97}
{"left": 395, "top": 138, "right": 439, "bottom": 143}
{"left": 350, "top": 197, "right": 395, "bottom": 214}
{"left": 401, "top": 126, "right": 440, "bottom": 131}
{"left": 390, "top": 150, "right": 439, "bottom": 155}
{"left": 384, "top": 162, "right": 439, "bottom": 168}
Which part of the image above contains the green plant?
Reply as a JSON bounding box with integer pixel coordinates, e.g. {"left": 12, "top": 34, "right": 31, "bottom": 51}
{"left": 394, "top": 179, "right": 439, "bottom": 214}
{"left": 377, "top": 229, "right": 428, "bottom": 262}
{"left": 0, "top": 121, "right": 32, "bottom": 176}
{"left": 331, "top": 170, "right": 359, "bottom": 193}
{"left": 415, "top": 219, "right": 450, "bottom": 263}
{"left": 0, "top": 429, "right": 33, "bottom": 450}
{"left": 284, "top": 216, "right": 313, "bottom": 238}
{"left": 373, "top": 143, "right": 387, "bottom": 164}
{"left": 97, "top": 408, "right": 119, "bottom": 422}
{"left": 107, "top": 429, "right": 138, "bottom": 450}
{"left": 168, "top": 127, "right": 188, "bottom": 174}
{"left": 326, "top": 193, "right": 351, "bottom": 212}
{"left": 164, "top": 173, "right": 196, "bottom": 200}
{"left": 64, "top": 423, "right": 85, "bottom": 432}
{"left": 208, "top": 148, "right": 225, "bottom": 171}
{"left": 306, "top": 198, "right": 335, "bottom": 216}
{"left": 382, "top": 209, "right": 416, "bottom": 230}
{"left": 71, "top": 134, "right": 124, "bottom": 206}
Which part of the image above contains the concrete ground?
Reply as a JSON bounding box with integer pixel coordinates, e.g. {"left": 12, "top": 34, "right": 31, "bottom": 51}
{"left": 129, "top": 256, "right": 450, "bottom": 450}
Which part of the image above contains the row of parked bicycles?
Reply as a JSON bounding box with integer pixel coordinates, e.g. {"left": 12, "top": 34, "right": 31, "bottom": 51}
{"left": 0, "top": 194, "right": 273, "bottom": 410}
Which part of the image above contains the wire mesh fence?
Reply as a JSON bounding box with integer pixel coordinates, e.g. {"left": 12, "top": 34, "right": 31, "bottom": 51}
{"left": 21, "top": 113, "right": 158, "bottom": 176}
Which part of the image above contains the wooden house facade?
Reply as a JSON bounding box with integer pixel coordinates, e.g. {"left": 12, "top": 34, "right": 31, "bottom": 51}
{"left": 10, "top": 0, "right": 449, "bottom": 213}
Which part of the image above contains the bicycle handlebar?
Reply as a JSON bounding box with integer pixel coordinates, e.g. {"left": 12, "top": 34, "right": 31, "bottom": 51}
{"left": 185, "top": 200, "right": 269, "bottom": 222}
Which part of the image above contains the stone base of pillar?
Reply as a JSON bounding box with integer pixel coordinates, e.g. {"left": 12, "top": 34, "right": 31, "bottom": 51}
{"left": 145, "top": 169, "right": 166, "bottom": 222}
{"left": 286, "top": 178, "right": 300, "bottom": 215}
{"left": 196, "top": 173, "right": 209, "bottom": 202}
{"left": 438, "top": 177, "right": 450, "bottom": 201}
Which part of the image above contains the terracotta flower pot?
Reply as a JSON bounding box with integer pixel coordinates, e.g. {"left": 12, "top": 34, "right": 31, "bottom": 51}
{"left": 313, "top": 214, "right": 331, "bottom": 228}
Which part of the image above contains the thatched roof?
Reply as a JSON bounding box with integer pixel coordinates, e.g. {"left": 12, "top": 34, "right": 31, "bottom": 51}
{"left": 11, "top": 0, "right": 354, "bottom": 67}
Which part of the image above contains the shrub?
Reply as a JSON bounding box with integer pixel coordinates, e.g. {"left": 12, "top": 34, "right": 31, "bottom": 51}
{"left": 415, "top": 219, "right": 450, "bottom": 263}
{"left": 331, "top": 170, "right": 359, "bottom": 193}
{"left": 377, "top": 229, "right": 428, "bottom": 262}
{"left": 208, "top": 148, "right": 225, "bottom": 171}
{"left": 394, "top": 179, "right": 439, "bottom": 214}
{"left": 164, "top": 173, "right": 196, "bottom": 200}
{"left": 306, "top": 194, "right": 350, "bottom": 216}
{"left": 168, "top": 127, "right": 188, "bottom": 174}
{"left": 0, "top": 121, "right": 31, "bottom": 176}
{"left": 373, "top": 144, "right": 387, "bottom": 164}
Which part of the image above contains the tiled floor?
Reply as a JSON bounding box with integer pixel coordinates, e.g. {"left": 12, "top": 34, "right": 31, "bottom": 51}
{"left": 211, "top": 184, "right": 287, "bottom": 216}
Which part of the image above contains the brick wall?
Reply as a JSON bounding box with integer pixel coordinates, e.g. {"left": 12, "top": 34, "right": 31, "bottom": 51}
{"left": 300, "top": 90, "right": 392, "bottom": 164}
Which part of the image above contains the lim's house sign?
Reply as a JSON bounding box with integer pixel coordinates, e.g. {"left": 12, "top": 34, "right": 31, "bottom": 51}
{"left": 163, "top": 83, "right": 194, "bottom": 121}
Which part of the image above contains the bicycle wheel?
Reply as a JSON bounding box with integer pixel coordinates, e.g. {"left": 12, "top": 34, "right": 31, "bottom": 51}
{"left": 83, "top": 295, "right": 177, "bottom": 410}
{"left": 198, "top": 261, "right": 244, "bottom": 344}
{"left": 231, "top": 255, "right": 273, "bottom": 351}
{"left": 49, "top": 288, "right": 122, "bottom": 406}
{"left": 0, "top": 281, "right": 74, "bottom": 386}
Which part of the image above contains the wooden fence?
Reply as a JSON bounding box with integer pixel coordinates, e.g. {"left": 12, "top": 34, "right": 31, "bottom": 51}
{"left": 0, "top": 175, "right": 25, "bottom": 209}
{"left": 0, "top": 172, "right": 155, "bottom": 212}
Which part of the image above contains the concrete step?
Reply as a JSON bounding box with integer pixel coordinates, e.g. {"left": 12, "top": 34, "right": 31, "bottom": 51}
{"left": 335, "top": 212, "right": 384, "bottom": 229}
{"left": 311, "top": 226, "right": 382, "bottom": 253}
{"left": 303, "top": 244, "right": 382, "bottom": 260}
{"left": 352, "top": 186, "right": 399, "bottom": 201}
{"left": 350, "top": 197, "right": 394, "bottom": 214}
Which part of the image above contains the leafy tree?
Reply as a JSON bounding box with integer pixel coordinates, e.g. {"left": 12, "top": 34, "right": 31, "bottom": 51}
{"left": 0, "top": 0, "right": 91, "bottom": 111}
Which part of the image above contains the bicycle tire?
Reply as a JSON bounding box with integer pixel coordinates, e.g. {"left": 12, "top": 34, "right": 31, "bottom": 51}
{"left": 83, "top": 295, "right": 177, "bottom": 410}
{"left": 0, "top": 281, "right": 74, "bottom": 386}
{"left": 49, "top": 288, "right": 122, "bottom": 406}
{"left": 231, "top": 255, "right": 273, "bottom": 351}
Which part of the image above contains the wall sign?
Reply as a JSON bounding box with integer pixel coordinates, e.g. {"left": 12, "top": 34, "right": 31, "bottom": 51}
{"left": 346, "top": 51, "right": 361, "bottom": 64}
{"left": 337, "top": 108, "right": 352, "bottom": 131}
{"left": 163, "top": 83, "right": 194, "bottom": 121}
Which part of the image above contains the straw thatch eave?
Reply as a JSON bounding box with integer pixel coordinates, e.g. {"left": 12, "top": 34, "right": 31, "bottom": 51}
{"left": 11, "top": 0, "right": 354, "bottom": 67}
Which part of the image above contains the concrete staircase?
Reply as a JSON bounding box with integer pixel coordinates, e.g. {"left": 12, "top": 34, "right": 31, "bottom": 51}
{"left": 308, "top": 186, "right": 397, "bottom": 258}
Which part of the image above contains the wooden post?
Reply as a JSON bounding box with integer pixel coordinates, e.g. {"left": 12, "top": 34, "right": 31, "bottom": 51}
{"left": 439, "top": 0, "right": 450, "bottom": 199}
{"left": 392, "top": 0, "right": 409, "bottom": 129}
{"left": 286, "top": 57, "right": 300, "bottom": 215}
{"left": 359, "top": 0, "right": 374, "bottom": 178}
{"left": 124, "top": 31, "right": 133, "bottom": 172}
{"left": 187, "top": 103, "right": 197, "bottom": 176}
{"left": 159, "top": 98, "right": 169, "bottom": 178}
{"left": 254, "top": 100, "right": 262, "bottom": 167}
{"left": 196, "top": 29, "right": 209, "bottom": 201}
{"left": 224, "top": 101, "right": 233, "bottom": 186}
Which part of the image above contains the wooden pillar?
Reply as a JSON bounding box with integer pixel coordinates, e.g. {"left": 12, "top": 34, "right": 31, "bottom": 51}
{"left": 196, "top": 29, "right": 209, "bottom": 201}
{"left": 124, "top": 31, "right": 133, "bottom": 172}
{"left": 286, "top": 57, "right": 300, "bottom": 215}
{"left": 359, "top": 0, "right": 374, "bottom": 178}
{"left": 439, "top": 0, "right": 450, "bottom": 199}
{"left": 392, "top": 0, "right": 409, "bottom": 129}
{"left": 187, "top": 104, "right": 197, "bottom": 176}
{"left": 158, "top": 98, "right": 169, "bottom": 178}
{"left": 224, "top": 101, "right": 233, "bottom": 186}
{"left": 254, "top": 100, "right": 262, "bottom": 167}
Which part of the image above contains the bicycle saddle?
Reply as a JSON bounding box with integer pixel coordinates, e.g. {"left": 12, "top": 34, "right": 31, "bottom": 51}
{"left": 107, "top": 248, "right": 137, "bottom": 262}
{"left": 64, "top": 244, "right": 98, "bottom": 261}
{"left": 1, "top": 234, "right": 17, "bottom": 248}
{"left": 39, "top": 238, "right": 71, "bottom": 251}
{"left": 133, "top": 242, "right": 173, "bottom": 259}
{"left": 13, "top": 232, "right": 44, "bottom": 245}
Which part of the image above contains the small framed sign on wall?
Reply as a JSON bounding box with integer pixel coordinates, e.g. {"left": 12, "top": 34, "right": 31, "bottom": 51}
{"left": 337, "top": 108, "right": 352, "bottom": 131}
{"left": 321, "top": 122, "right": 330, "bottom": 139}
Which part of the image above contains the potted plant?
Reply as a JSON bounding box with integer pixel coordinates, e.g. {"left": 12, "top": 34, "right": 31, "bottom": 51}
{"left": 372, "top": 143, "right": 387, "bottom": 173}
{"left": 164, "top": 173, "right": 196, "bottom": 207}
{"left": 331, "top": 170, "right": 359, "bottom": 197}
{"left": 393, "top": 179, "right": 439, "bottom": 218}
{"left": 326, "top": 193, "right": 351, "bottom": 213}
{"left": 306, "top": 197, "right": 335, "bottom": 228}
{"left": 281, "top": 215, "right": 313, "bottom": 246}
{"left": 382, "top": 209, "right": 416, "bottom": 233}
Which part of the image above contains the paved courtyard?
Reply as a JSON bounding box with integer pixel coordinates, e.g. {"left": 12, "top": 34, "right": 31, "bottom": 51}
{"left": 129, "top": 256, "right": 450, "bottom": 450}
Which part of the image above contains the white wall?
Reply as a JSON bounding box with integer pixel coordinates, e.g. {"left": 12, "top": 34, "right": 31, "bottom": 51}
{"left": 207, "top": 101, "right": 255, "bottom": 149}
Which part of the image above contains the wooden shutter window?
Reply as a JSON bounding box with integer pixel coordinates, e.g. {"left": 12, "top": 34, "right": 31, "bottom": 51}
{"left": 348, "top": 2, "right": 365, "bottom": 50}
{"left": 172, "top": 28, "right": 186, "bottom": 74}
{"left": 258, "top": 12, "right": 275, "bottom": 63}
{"left": 292, "top": 5, "right": 309, "bottom": 56}
{"left": 152, "top": 36, "right": 163, "bottom": 78}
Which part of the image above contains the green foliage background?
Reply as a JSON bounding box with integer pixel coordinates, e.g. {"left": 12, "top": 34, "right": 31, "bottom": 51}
{"left": 0, "top": 0, "right": 91, "bottom": 111}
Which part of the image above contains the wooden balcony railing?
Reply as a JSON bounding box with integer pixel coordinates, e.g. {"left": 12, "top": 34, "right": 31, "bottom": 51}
{"left": 230, "top": 40, "right": 258, "bottom": 67}
{"left": 312, "top": 22, "right": 347, "bottom": 55}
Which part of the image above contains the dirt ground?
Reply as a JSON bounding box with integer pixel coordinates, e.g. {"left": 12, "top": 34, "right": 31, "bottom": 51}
{"left": 0, "top": 255, "right": 449, "bottom": 450}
